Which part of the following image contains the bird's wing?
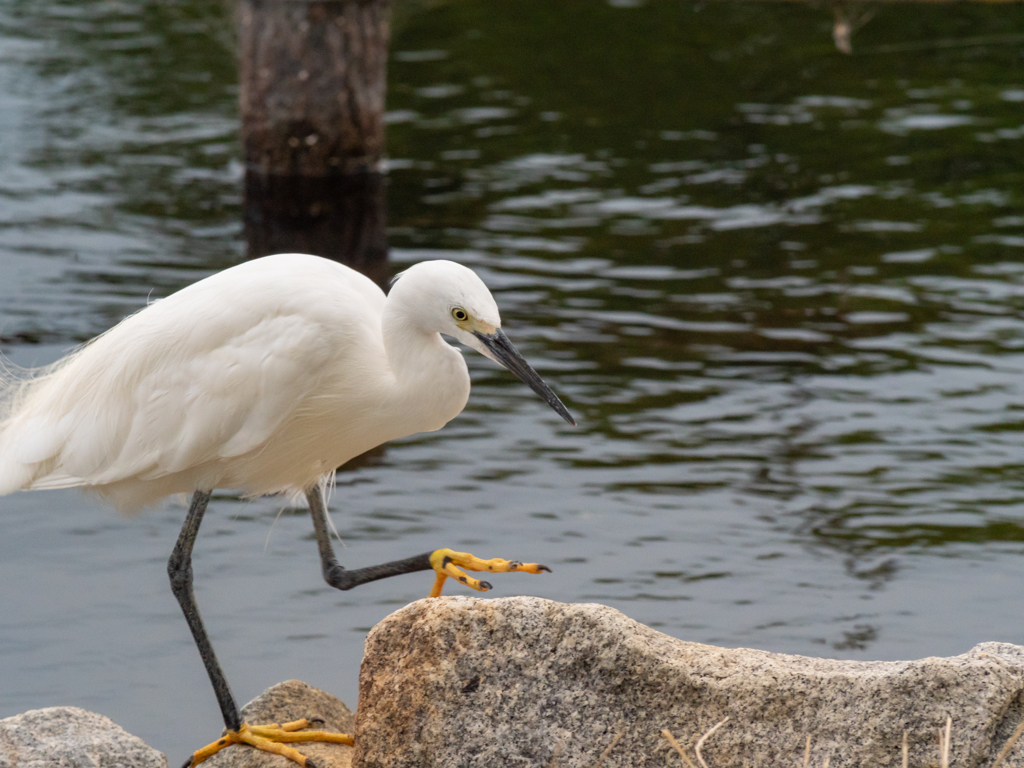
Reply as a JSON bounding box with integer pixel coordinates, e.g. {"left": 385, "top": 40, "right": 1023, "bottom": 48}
{"left": 0, "top": 255, "right": 386, "bottom": 497}
{"left": 88, "top": 312, "right": 337, "bottom": 484}
{"left": 11, "top": 311, "right": 336, "bottom": 491}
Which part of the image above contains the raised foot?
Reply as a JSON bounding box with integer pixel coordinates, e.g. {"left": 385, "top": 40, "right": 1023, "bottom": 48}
{"left": 428, "top": 548, "right": 551, "bottom": 597}
{"left": 186, "top": 718, "right": 353, "bottom": 767}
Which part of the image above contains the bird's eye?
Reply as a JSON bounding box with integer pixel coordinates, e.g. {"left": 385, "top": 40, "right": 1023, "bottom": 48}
{"left": 451, "top": 307, "right": 469, "bottom": 322}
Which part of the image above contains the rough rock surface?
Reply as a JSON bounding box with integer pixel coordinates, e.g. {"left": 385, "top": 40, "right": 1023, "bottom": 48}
{"left": 0, "top": 706, "right": 168, "bottom": 768}
{"left": 202, "top": 680, "right": 353, "bottom": 768}
{"left": 354, "top": 596, "right": 1024, "bottom": 768}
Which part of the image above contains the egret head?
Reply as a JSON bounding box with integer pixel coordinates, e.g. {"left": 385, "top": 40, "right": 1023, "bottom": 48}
{"left": 392, "top": 260, "right": 576, "bottom": 426}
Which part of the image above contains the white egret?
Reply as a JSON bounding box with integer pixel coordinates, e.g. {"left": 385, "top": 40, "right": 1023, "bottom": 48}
{"left": 0, "top": 253, "right": 575, "bottom": 767}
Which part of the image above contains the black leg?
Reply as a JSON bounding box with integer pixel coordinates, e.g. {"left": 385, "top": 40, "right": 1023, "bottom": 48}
{"left": 305, "top": 486, "right": 434, "bottom": 590}
{"left": 168, "top": 490, "right": 241, "bottom": 733}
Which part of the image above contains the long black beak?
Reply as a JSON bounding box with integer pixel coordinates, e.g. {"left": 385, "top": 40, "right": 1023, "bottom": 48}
{"left": 474, "top": 329, "right": 576, "bottom": 426}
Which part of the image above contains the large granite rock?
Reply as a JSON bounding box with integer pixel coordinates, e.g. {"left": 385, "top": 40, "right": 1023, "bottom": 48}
{"left": 354, "top": 596, "right": 1024, "bottom": 768}
{"left": 201, "top": 680, "right": 353, "bottom": 768}
{"left": 0, "top": 706, "right": 167, "bottom": 768}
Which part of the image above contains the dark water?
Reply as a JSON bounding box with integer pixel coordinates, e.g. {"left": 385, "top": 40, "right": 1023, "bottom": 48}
{"left": 2, "top": 0, "right": 1024, "bottom": 759}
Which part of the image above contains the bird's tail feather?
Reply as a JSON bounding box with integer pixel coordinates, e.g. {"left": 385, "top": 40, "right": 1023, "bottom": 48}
{"left": 0, "top": 351, "right": 83, "bottom": 495}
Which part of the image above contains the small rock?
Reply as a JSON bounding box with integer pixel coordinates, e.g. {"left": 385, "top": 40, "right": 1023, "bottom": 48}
{"left": 354, "top": 596, "right": 1024, "bottom": 768}
{"left": 200, "top": 680, "right": 353, "bottom": 768}
{"left": 0, "top": 706, "right": 167, "bottom": 768}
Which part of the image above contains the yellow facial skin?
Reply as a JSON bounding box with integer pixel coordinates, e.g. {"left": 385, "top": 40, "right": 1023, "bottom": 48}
{"left": 451, "top": 306, "right": 497, "bottom": 336}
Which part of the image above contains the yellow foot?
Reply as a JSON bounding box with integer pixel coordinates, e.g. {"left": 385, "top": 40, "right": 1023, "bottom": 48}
{"left": 428, "top": 548, "right": 551, "bottom": 597}
{"left": 188, "top": 718, "right": 353, "bottom": 767}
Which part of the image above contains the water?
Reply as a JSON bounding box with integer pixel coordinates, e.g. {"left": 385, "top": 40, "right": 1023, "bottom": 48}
{"left": 2, "top": 0, "right": 1024, "bottom": 759}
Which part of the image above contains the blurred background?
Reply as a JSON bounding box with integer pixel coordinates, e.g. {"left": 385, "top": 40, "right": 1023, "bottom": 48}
{"left": 1, "top": 0, "right": 1024, "bottom": 759}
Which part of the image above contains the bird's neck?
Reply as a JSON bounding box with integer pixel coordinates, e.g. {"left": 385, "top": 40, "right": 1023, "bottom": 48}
{"left": 381, "top": 303, "right": 471, "bottom": 432}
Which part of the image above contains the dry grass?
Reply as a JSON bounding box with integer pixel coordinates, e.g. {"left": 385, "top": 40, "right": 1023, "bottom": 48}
{"left": 662, "top": 719, "right": 733, "bottom": 768}
{"left": 586, "top": 727, "right": 626, "bottom": 768}
{"left": 660, "top": 714, "right": 1024, "bottom": 767}
{"left": 992, "top": 718, "right": 1024, "bottom": 768}
{"left": 661, "top": 729, "right": 699, "bottom": 768}
{"left": 545, "top": 710, "right": 1024, "bottom": 767}
{"left": 939, "top": 716, "right": 952, "bottom": 768}
{"left": 547, "top": 726, "right": 626, "bottom": 768}
{"left": 694, "top": 718, "right": 729, "bottom": 768}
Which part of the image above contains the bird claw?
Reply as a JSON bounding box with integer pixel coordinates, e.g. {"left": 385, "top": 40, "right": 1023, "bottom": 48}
{"left": 427, "top": 548, "right": 552, "bottom": 597}
{"left": 186, "top": 720, "right": 352, "bottom": 767}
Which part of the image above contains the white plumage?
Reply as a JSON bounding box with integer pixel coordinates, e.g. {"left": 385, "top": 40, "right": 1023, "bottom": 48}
{"left": 0, "top": 253, "right": 569, "bottom": 511}
{"left": 0, "top": 252, "right": 574, "bottom": 767}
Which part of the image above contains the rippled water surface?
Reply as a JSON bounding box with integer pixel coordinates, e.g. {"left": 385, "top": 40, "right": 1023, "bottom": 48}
{"left": 2, "top": 0, "right": 1024, "bottom": 759}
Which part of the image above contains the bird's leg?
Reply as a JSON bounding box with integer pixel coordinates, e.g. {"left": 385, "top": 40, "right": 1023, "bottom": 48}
{"left": 307, "top": 486, "right": 435, "bottom": 589}
{"left": 168, "top": 490, "right": 240, "bottom": 733}
{"left": 305, "top": 487, "right": 550, "bottom": 598}
{"left": 170, "top": 490, "right": 351, "bottom": 768}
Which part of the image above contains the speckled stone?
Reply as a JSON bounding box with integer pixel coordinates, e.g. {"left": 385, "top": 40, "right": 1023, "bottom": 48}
{"left": 354, "top": 596, "right": 1024, "bottom": 768}
{"left": 201, "top": 680, "right": 353, "bottom": 768}
{"left": 0, "top": 706, "right": 168, "bottom": 768}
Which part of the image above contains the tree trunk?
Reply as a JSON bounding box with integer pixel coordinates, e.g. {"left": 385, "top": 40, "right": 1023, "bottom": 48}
{"left": 238, "top": 0, "right": 390, "bottom": 279}
{"left": 238, "top": 0, "right": 389, "bottom": 176}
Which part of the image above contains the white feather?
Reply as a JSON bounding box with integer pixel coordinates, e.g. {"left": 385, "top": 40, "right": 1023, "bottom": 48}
{"left": 0, "top": 254, "right": 494, "bottom": 511}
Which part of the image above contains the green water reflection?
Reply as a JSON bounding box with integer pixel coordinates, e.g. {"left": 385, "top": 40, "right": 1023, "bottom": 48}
{"left": 383, "top": 0, "right": 1024, "bottom": 564}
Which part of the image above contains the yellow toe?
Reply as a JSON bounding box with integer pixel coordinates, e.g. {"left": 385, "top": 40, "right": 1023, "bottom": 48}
{"left": 188, "top": 720, "right": 352, "bottom": 767}
{"left": 427, "top": 548, "right": 551, "bottom": 597}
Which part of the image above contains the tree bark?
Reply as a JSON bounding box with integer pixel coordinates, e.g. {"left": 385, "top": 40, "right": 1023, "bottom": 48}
{"left": 238, "top": 0, "right": 390, "bottom": 280}
{"left": 239, "top": 0, "right": 390, "bottom": 176}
